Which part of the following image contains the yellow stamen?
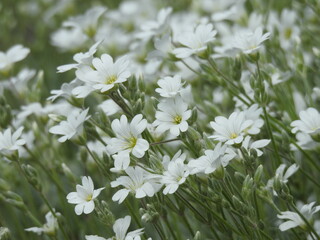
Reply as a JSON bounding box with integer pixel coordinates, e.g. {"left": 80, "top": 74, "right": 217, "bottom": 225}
{"left": 105, "top": 75, "right": 117, "bottom": 84}
{"left": 173, "top": 115, "right": 182, "bottom": 124}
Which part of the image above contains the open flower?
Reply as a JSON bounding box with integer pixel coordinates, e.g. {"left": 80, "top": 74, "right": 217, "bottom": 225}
{"left": 107, "top": 114, "right": 149, "bottom": 171}
{"left": 188, "top": 142, "right": 236, "bottom": 175}
{"left": 291, "top": 108, "right": 320, "bottom": 136}
{"left": 111, "top": 167, "right": 160, "bottom": 204}
{"left": 173, "top": 23, "right": 217, "bottom": 59}
{"left": 162, "top": 157, "right": 189, "bottom": 194}
{"left": 277, "top": 202, "right": 320, "bottom": 231}
{"left": 0, "top": 45, "right": 30, "bottom": 72}
{"left": 85, "top": 216, "right": 144, "bottom": 240}
{"left": 76, "top": 54, "right": 131, "bottom": 93}
{"left": 67, "top": 176, "right": 104, "bottom": 215}
{"left": 153, "top": 97, "right": 191, "bottom": 136}
{"left": 209, "top": 111, "right": 253, "bottom": 145}
{"left": 25, "top": 211, "right": 60, "bottom": 236}
{"left": 0, "top": 127, "right": 26, "bottom": 155}
{"left": 155, "top": 75, "right": 184, "bottom": 98}
{"left": 49, "top": 108, "right": 90, "bottom": 142}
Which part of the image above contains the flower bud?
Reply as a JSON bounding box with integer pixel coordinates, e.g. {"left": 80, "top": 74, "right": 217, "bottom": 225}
{"left": 22, "top": 164, "right": 42, "bottom": 191}
{"left": 254, "top": 165, "right": 263, "bottom": 184}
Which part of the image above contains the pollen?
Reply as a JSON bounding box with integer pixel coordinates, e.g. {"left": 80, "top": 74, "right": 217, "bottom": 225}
{"left": 128, "top": 137, "right": 137, "bottom": 148}
{"left": 105, "top": 75, "right": 117, "bottom": 84}
{"left": 230, "top": 133, "right": 238, "bottom": 139}
{"left": 86, "top": 194, "right": 93, "bottom": 201}
{"left": 173, "top": 115, "right": 182, "bottom": 124}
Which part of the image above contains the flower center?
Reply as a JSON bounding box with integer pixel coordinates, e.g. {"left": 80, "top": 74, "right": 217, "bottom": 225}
{"left": 105, "top": 75, "right": 117, "bottom": 84}
{"left": 284, "top": 28, "right": 292, "bottom": 39}
{"left": 173, "top": 115, "right": 182, "bottom": 124}
{"left": 128, "top": 137, "right": 137, "bottom": 149}
{"left": 86, "top": 194, "right": 93, "bottom": 201}
{"left": 230, "top": 133, "right": 238, "bottom": 139}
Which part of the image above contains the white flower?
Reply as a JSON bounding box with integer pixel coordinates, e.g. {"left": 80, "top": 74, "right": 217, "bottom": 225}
{"left": 85, "top": 216, "right": 144, "bottom": 240}
{"left": 155, "top": 75, "right": 184, "bottom": 98}
{"left": 107, "top": 114, "right": 149, "bottom": 171}
{"left": 153, "top": 97, "right": 191, "bottom": 137}
{"left": 228, "top": 27, "right": 270, "bottom": 55}
{"left": 47, "top": 79, "right": 81, "bottom": 101}
{"left": 277, "top": 202, "right": 320, "bottom": 231}
{"left": 242, "top": 104, "right": 264, "bottom": 135}
{"left": 0, "top": 45, "right": 30, "bottom": 71}
{"left": 209, "top": 111, "right": 253, "bottom": 145}
{"left": 75, "top": 54, "right": 131, "bottom": 93}
{"left": 136, "top": 7, "right": 172, "bottom": 41}
{"left": 188, "top": 142, "right": 236, "bottom": 175}
{"left": 162, "top": 156, "right": 189, "bottom": 194}
{"left": 173, "top": 23, "right": 217, "bottom": 59}
{"left": 267, "top": 163, "right": 299, "bottom": 192}
{"left": 241, "top": 136, "right": 270, "bottom": 157}
{"left": 66, "top": 176, "right": 104, "bottom": 215}
{"left": 0, "top": 127, "right": 26, "bottom": 155}
{"left": 63, "top": 6, "right": 106, "bottom": 37}
{"left": 291, "top": 108, "right": 320, "bottom": 135}
{"left": 25, "top": 211, "right": 60, "bottom": 235}
{"left": 98, "top": 99, "right": 121, "bottom": 116}
{"left": 111, "top": 167, "right": 160, "bottom": 204}
{"left": 57, "top": 41, "right": 102, "bottom": 73}
{"left": 49, "top": 108, "right": 90, "bottom": 142}
{"left": 51, "top": 28, "right": 88, "bottom": 52}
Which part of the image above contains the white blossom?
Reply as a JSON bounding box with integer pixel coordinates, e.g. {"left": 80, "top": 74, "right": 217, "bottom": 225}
{"left": 25, "top": 211, "right": 60, "bottom": 236}
{"left": 0, "top": 127, "right": 26, "bottom": 155}
{"left": 66, "top": 176, "right": 104, "bottom": 215}
{"left": 0, "top": 45, "right": 30, "bottom": 71}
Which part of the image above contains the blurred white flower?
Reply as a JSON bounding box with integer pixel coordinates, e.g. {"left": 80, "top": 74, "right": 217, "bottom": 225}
{"left": 66, "top": 176, "right": 104, "bottom": 215}
{"left": 136, "top": 7, "right": 172, "bottom": 41}
{"left": 0, "top": 127, "right": 26, "bottom": 155}
{"left": 0, "top": 45, "right": 30, "bottom": 71}
{"left": 173, "top": 23, "right": 217, "bottom": 59}
{"left": 277, "top": 202, "right": 320, "bottom": 231}
{"left": 63, "top": 6, "right": 107, "bottom": 37}
{"left": 49, "top": 108, "right": 90, "bottom": 142}
{"left": 25, "top": 211, "right": 60, "bottom": 236}
{"left": 155, "top": 75, "right": 184, "bottom": 98}
{"left": 51, "top": 27, "right": 88, "bottom": 52}
{"left": 153, "top": 97, "right": 191, "bottom": 137}
{"left": 242, "top": 104, "right": 264, "bottom": 135}
{"left": 75, "top": 54, "right": 130, "bottom": 93}
{"left": 86, "top": 216, "right": 144, "bottom": 240}
{"left": 291, "top": 108, "right": 320, "bottom": 136}
{"left": 111, "top": 167, "right": 160, "bottom": 204}
{"left": 188, "top": 142, "right": 236, "bottom": 174}
{"left": 209, "top": 111, "right": 253, "bottom": 145}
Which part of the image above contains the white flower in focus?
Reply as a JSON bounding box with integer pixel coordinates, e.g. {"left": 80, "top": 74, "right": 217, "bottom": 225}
{"left": 86, "top": 216, "right": 144, "bottom": 240}
{"left": 241, "top": 136, "right": 270, "bottom": 157}
{"left": 76, "top": 54, "right": 131, "bottom": 93}
{"left": 291, "top": 108, "right": 320, "bottom": 136}
{"left": 107, "top": 114, "right": 149, "bottom": 171}
{"left": 173, "top": 23, "right": 217, "bottom": 59}
{"left": 0, "top": 127, "right": 26, "bottom": 155}
{"left": 209, "top": 111, "right": 253, "bottom": 145}
{"left": 277, "top": 202, "right": 320, "bottom": 231}
{"left": 111, "top": 167, "right": 160, "bottom": 204}
{"left": 67, "top": 176, "right": 104, "bottom": 215}
{"left": 155, "top": 75, "right": 184, "bottom": 98}
{"left": 162, "top": 157, "right": 189, "bottom": 194}
{"left": 57, "top": 41, "right": 102, "bottom": 73}
{"left": 267, "top": 163, "right": 299, "bottom": 192}
{"left": 49, "top": 108, "right": 90, "bottom": 142}
{"left": 25, "top": 211, "right": 60, "bottom": 236}
{"left": 153, "top": 97, "right": 191, "bottom": 137}
{"left": 188, "top": 142, "right": 236, "bottom": 175}
{"left": 0, "top": 45, "right": 30, "bottom": 71}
